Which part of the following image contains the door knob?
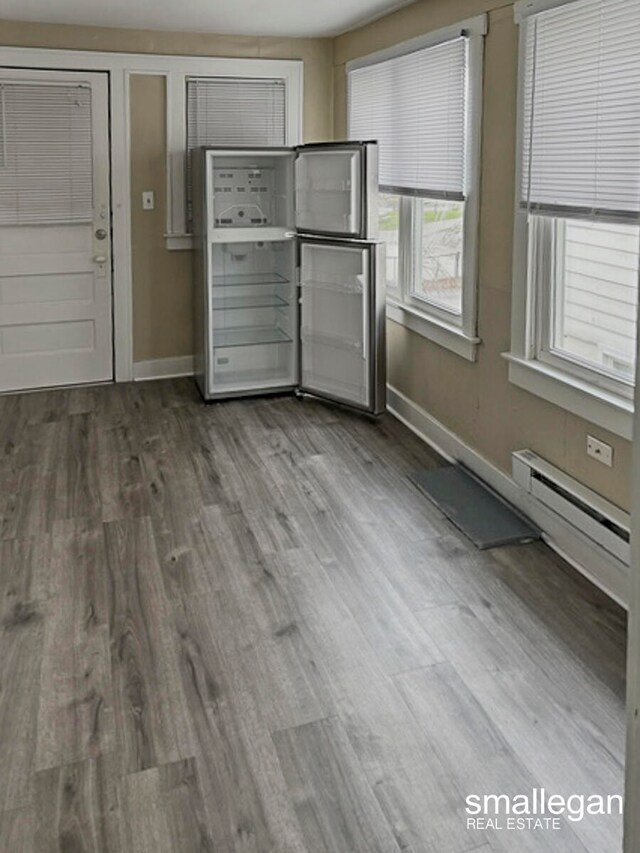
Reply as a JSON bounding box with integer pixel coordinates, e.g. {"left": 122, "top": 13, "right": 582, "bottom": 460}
{"left": 93, "top": 255, "right": 107, "bottom": 264}
{"left": 95, "top": 228, "right": 108, "bottom": 240}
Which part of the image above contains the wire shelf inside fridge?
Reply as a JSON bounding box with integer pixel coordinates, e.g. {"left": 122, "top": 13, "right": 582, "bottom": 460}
{"left": 213, "top": 326, "right": 293, "bottom": 348}
{"left": 211, "top": 272, "right": 290, "bottom": 288}
{"left": 212, "top": 294, "right": 290, "bottom": 311}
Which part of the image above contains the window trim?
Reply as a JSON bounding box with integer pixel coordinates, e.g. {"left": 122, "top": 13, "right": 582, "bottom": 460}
{"left": 345, "top": 14, "right": 487, "bottom": 72}
{"left": 347, "top": 15, "right": 486, "bottom": 362}
{"left": 506, "top": 7, "right": 637, "bottom": 439}
{"left": 514, "top": 0, "right": 586, "bottom": 24}
{"left": 165, "top": 58, "right": 303, "bottom": 251}
{"left": 387, "top": 299, "right": 481, "bottom": 361}
{"left": 504, "top": 353, "right": 633, "bottom": 440}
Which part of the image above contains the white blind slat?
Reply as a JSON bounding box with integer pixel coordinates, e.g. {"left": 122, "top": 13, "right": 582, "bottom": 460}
{"left": 521, "top": 0, "right": 640, "bottom": 218}
{"left": 185, "top": 76, "right": 286, "bottom": 219}
{"left": 0, "top": 82, "right": 93, "bottom": 226}
{"left": 347, "top": 37, "right": 468, "bottom": 198}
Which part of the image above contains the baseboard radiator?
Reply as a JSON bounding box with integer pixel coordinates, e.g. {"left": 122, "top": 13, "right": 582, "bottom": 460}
{"left": 512, "top": 450, "right": 630, "bottom": 567}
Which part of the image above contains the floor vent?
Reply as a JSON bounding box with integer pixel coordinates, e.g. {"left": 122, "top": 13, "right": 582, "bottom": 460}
{"left": 512, "top": 450, "right": 630, "bottom": 566}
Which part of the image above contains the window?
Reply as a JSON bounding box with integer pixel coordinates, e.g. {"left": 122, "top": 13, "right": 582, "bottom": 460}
{"left": 164, "top": 59, "right": 302, "bottom": 249}
{"left": 508, "top": 0, "right": 640, "bottom": 437}
{"left": 347, "top": 17, "right": 486, "bottom": 360}
{"left": 378, "top": 193, "right": 401, "bottom": 292}
{"left": 185, "top": 77, "right": 286, "bottom": 225}
{"left": 540, "top": 218, "right": 638, "bottom": 385}
{"left": 412, "top": 198, "right": 465, "bottom": 314}
{"left": 0, "top": 82, "right": 93, "bottom": 225}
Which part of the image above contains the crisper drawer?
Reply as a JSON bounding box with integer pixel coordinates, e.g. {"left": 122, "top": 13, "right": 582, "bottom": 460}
{"left": 210, "top": 340, "right": 294, "bottom": 394}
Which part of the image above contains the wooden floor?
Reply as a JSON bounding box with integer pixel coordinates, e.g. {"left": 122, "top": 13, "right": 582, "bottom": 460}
{"left": 0, "top": 379, "right": 627, "bottom": 852}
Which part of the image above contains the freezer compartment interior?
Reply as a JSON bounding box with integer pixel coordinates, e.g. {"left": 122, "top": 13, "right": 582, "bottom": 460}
{"left": 299, "top": 242, "right": 370, "bottom": 407}
{"left": 209, "top": 240, "right": 296, "bottom": 392}
{"left": 209, "top": 152, "right": 294, "bottom": 230}
{"left": 295, "top": 149, "right": 361, "bottom": 235}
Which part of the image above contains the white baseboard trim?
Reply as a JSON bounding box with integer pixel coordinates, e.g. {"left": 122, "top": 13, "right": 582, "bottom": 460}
{"left": 387, "top": 384, "right": 629, "bottom": 609}
{"left": 133, "top": 355, "right": 195, "bottom": 381}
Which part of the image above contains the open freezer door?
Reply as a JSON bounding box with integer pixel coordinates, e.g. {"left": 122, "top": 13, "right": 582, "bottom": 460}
{"left": 298, "top": 238, "right": 383, "bottom": 414}
{"left": 295, "top": 142, "right": 376, "bottom": 239}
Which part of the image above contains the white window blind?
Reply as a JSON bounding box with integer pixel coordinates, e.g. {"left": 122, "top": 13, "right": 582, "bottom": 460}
{"left": 0, "top": 82, "right": 93, "bottom": 226}
{"left": 186, "top": 77, "right": 286, "bottom": 214}
{"left": 348, "top": 37, "right": 468, "bottom": 199}
{"left": 520, "top": 0, "right": 640, "bottom": 219}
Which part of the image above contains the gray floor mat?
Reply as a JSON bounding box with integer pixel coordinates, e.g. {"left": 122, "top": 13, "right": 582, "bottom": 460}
{"left": 410, "top": 464, "right": 540, "bottom": 549}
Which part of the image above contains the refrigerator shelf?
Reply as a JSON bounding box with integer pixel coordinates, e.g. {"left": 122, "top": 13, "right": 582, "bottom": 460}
{"left": 213, "top": 326, "right": 293, "bottom": 348}
{"left": 300, "top": 327, "right": 363, "bottom": 353}
{"left": 300, "top": 278, "right": 363, "bottom": 294}
{"left": 212, "top": 294, "right": 289, "bottom": 311}
{"left": 211, "top": 272, "right": 290, "bottom": 288}
{"left": 301, "top": 370, "right": 368, "bottom": 405}
{"left": 210, "top": 227, "right": 295, "bottom": 243}
{"left": 296, "top": 182, "right": 351, "bottom": 192}
{"left": 212, "top": 368, "right": 294, "bottom": 391}
{"left": 296, "top": 212, "right": 350, "bottom": 228}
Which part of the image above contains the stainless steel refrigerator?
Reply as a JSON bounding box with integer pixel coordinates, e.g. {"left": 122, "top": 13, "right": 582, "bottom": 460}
{"left": 192, "top": 142, "right": 385, "bottom": 415}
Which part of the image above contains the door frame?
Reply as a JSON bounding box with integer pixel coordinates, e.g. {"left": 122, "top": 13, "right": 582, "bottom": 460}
{"left": 0, "top": 46, "right": 304, "bottom": 382}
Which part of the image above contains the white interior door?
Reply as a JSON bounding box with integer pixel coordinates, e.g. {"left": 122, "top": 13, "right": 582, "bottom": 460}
{"left": 295, "top": 145, "right": 363, "bottom": 237}
{"left": 0, "top": 70, "right": 113, "bottom": 393}
{"left": 299, "top": 239, "right": 371, "bottom": 409}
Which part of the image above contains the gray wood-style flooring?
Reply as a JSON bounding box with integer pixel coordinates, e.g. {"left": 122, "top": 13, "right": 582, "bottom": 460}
{"left": 0, "top": 379, "right": 627, "bottom": 852}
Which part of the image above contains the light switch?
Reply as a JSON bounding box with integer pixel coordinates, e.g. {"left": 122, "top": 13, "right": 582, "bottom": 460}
{"left": 142, "top": 191, "right": 155, "bottom": 211}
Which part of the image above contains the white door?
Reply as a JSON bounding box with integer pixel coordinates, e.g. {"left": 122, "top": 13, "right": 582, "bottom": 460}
{"left": 299, "top": 239, "right": 372, "bottom": 410}
{"left": 0, "top": 70, "right": 112, "bottom": 392}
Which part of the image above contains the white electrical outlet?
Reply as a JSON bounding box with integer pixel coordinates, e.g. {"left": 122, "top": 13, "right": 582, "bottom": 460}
{"left": 587, "top": 435, "right": 613, "bottom": 467}
{"left": 142, "top": 191, "right": 155, "bottom": 210}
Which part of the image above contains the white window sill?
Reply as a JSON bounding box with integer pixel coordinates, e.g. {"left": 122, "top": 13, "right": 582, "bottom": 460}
{"left": 165, "top": 233, "right": 194, "bottom": 251}
{"left": 387, "top": 299, "right": 480, "bottom": 362}
{"left": 503, "top": 353, "right": 633, "bottom": 440}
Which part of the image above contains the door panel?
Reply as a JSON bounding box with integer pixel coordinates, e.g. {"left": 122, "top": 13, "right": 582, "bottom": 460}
{"left": 295, "top": 145, "right": 363, "bottom": 237}
{"left": 0, "top": 70, "right": 112, "bottom": 392}
{"left": 299, "top": 240, "right": 371, "bottom": 409}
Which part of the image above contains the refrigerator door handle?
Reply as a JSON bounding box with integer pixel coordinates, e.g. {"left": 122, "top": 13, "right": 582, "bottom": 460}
{"left": 362, "top": 258, "right": 369, "bottom": 363}
{"left": 363, "top": 298, "right": 369, "bottom": 363}
{"left": 349, "top": 155, "right": 359, "bottom": 238}
{"left": 298, "top": 278, "right": 304, "bottom": 390}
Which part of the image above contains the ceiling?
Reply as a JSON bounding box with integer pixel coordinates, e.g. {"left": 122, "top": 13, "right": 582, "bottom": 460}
{"left": 0, "top": 0, "right": 415, "bottom": 38}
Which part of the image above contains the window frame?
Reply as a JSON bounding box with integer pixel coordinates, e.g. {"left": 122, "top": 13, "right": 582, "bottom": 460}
{"left": 534, "top": 217, "right": 636, "bottom": 400}
{"left": 507, "top": 0, "right": 638, "bottom": 439}
{"left": 405, "top": 194, "right": 468, "bottom": 323}
{"left": 165, "top": 58, "right": 303, "bottom": 250}
{"left": 346, "top": 16, "right": 487, "bottom": 362}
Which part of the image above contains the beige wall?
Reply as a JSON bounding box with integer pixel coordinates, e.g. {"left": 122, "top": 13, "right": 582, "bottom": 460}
{"left": 0, "top": 10, "right": 632, "bottom": 508}
{"left": 333, "top": 0, "right": 632, "bottom": 510}
{"left": 0, "top": 19, "right": 334, "bottom": 363}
